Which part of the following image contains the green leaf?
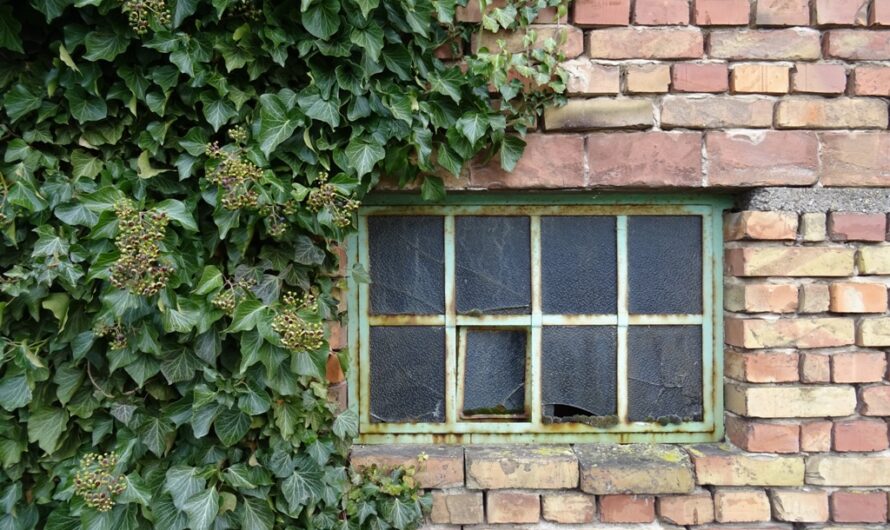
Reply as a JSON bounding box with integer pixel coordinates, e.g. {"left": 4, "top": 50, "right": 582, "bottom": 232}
{"left": 258, "top": 94, "right": 301, "bottom": 156}
{"left": 344, "top": 138, "right": 384, "bottom": 178}
{"left": 119, "top": 474, "right": 153, "bottom": 506}
{"left": 349, "top": 23, "right": 383, "bottom": 62}
{"left": 383, "top": 498, "right": 417, "bottom": 530}
{"left": 172, "top": 0, "right": 199, "bottom": 27}
{"left": 53, "top": 363, "right": 83, "bottom": 405}
{"left": 4, "top": 84, "right": 42, "bottom": 122}
{"left": 202, "top": 97, "right": 237, "bottom": 132}
{"left": 27, "top": 407, "right": 68, "bottom": 454}
{"left": 332, "top": 408, "right": 358, "bottom": 439}
{"left": 239, "top": 497, "right": 273, "bottom": 530}
{"left": 0, "top": 375, "right": 31, "bottom": 411}
{"left": 456, "top": 112, "right": 489, "bottom": 144}
{"left": 66, "top": 86, "right": 108, "bottom": 124}
{"left": 71, "top": 149, "right": 103, "bottom": 179}
{"left": 55, "top": 202, "right": 99, "bottom": 226}
{"left": 140, "top": 417, "right": 174, "bottom": 457}
{"left": 183, "top": 488, "right": 219, "bottom": 530}
{"left": 293, "top": 235, "right": 325, "bottom": 266}
{"left": 297, "top": 90, "right": 340, "bottom": 128}
{"left": 162, "top": 306, "right": 198, "bottom": 333}
{"left": 194, "top": 266, "right": 224, "bottom": 295}
{"left": 214, "top": 407, "right": 250, "bottom": 446}
{"left": 228, "top": 300, "right": 267, "bottom": 332}
{"left": 302, "top": 0, "right": 340, "bottom": 40}
{"left": 160, "top": 351, "right": 200, "bottom": 384}
{"left": 353, "top": 0, "right": 379, "bottom": 18}
{"left": 164, "top": 466, "right": 206, "bottom": 509}
{"left": 0, "top": 6, "right": 23, "bottom": 53}
{"left": 84, "top": 29, "right": 130, "bottom": 61}
{"left": 499, "top": 135, "right": 526, "bottom": 172}
{"left": 156, "top": 199, "right": 198, "bottom": 231}
{"left": 281, "top": 465, "right": 324, "bottom": 512}
{"left": 137, "top": 150, "right": 168, "bottom": 178}
{"left": 421, "top": 175, "right": 445, "bottom": 201}
{"left": 30, "top": 0, "right": 68, "bottom": 21}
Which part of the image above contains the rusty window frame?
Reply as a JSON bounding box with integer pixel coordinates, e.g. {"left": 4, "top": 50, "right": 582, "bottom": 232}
{"left": 346, "top": 193, "right": 731, "bottom": 444}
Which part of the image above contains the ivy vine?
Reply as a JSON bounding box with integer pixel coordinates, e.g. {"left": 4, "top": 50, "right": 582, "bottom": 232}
{"left": 0, "top": 0, "right": 565, "bottom": 527}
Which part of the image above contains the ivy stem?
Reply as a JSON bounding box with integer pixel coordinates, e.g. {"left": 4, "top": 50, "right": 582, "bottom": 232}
{"left": 86, "top": 363, "right": 114, "bottom": 399}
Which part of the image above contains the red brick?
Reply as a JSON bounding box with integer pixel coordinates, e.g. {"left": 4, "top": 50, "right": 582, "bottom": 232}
{"left": 487, "top": 491, "right": 540, "bottom": 523}
{"left": 573, "top": 0, "right": 630, "bottom": 25}
{"left": 726, "top": 350, "right": 800, "bottom": 383}
{"left": 672, "top": 63, "right": 729, "bottom": 92}
{"left": 833, "top": 420, "right": 890, "bottom": 452}
{"left": 694, "top": 0, "right": 749, "bottom": 25}
{"left": 725, "top": 282, "right": 799, "bottom": 313}
{"left": 587, "top": 132, "right": 701, "bottom": 187}
{"left": 829, "top": 212, "right": 887, "bottom": 242}
{"left": 801, "top": 353, "right": 832, "bottom": 383}
{"left": 853, "top": 65, "right": 890, "bottom": 96}
{"left": 724, "top": 317, "right": 855, "bottom": 349}
{"left": 820, "top": 132, "right": 890, "bottom": 187}
{"left": 600, "top": 495, "right": 655, "bottom": 523}
{"left": 832, "top": 351, "right": 888, "bottom": 382}
{"left": 657, "top": 492, "right": 714, "bottom": 525}
{"left": 861, "top": 385, "right": 890, "bottom": 416}
{"left": 874, "top": 0, "right": 890, "bottom": 24}
{"left": 756, "top": 0, "right": 810, "bottom": 25}
{"left": 826, "top": 30, "right": 890, "bottom": 60}
{"left": 830, "top": 283, "right": 889, "bottom": 313}
{"left": 831, "top": 491, "right": 888, "bottom": 523}
{"left": 776, "top": 97, "right": 889, "bottom": 129}
{"left": 714, "top": 489, "right": 771, "bottom": 522}
{"left": 726, "top": 416, "right": 800, "bottom": 453}
{"left": 587, "top": 27, "right": 704, "bottom": 59}
{"left": 792, "top": 63, "right": 848, "bottom": 94}
{"left": 562, "top": 60, "right": 620, "bottom": 94}
{"left": 469, "top": 134, "right": 585, "bottom": 189}
{"left": 815, "top": 0, "right": 869, "bottom": 25}
{"left": 710, "top": 29, "right": 822, "bottom": 60}
{"left": 706, "top": 131, "right": 818, "bottom": 187}
{"left": 634, "top": 0, "right": 690, "bottom": 25}
{"left": 801, "top": 421, "right": 833, "bottom": 452}
{"left": 325, "top": 353, "right": 344, "bottom": 383}
{"left": 724, "top": 211, "right": 798, "bottom": 240}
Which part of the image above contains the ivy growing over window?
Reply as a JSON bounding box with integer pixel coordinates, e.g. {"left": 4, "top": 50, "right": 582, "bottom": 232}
{"left": 0, "top": 0, "right": 565, "bottom": 527}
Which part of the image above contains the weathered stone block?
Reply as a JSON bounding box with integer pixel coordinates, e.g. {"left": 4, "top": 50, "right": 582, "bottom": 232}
{"left": 725, "top": 383, "right": 857, "bottom": 418}
{"left": 465, "top": 445, "right": 578, "bottom": 489}
{"left": 770, "top": 489, "right": 829, "bottom": 523}
{"left": 430, "top": 491, "right": 483, "bottom": 524}
{"left": 689, "top": 444, "right": 805, "bottom": 486}
{"left": 576, "top": 444, "right": 695, "bottom": 494}
{"left": 541, "top": 492, "right": 596, "bottom": 523}
{"left": 807, "top": 455, "right": 890, "bottom": 485}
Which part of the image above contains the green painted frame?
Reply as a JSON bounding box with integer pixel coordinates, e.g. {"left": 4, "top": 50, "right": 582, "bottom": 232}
{"left": 346, "top": 192, "right": 732, "bottom": 444}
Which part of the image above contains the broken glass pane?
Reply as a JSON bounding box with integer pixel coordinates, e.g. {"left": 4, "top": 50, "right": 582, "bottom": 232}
{"left": 627, "top": 325, "right": 703, "bottom": 423}
{"left": 463, "top": 329, "right": 527, "bottom": 417}
{"left": 628, "top": 215, "right": 702, "bottom": 314}
{"left": 541, "top": 216, "right": 617, "bottom": 314}
{"left": 455, "top": 216, "right": 530, "bottom": 315}
{"left": 542, "top": 326, "right": 617, "bottom": 422}
{"left": 369, "top": 326, "right": 445, "bottom": 423}
{"left": 368, "top": 216, "right": 444, "bottom": 315}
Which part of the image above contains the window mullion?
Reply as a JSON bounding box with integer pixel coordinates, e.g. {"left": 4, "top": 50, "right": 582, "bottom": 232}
{"left": 444, "top": 214, "right": 457, "bottom": 427}
{"left": 530, "top": 215, "right": 542, "bottom": 428}
{"left": 616, "top": 215, "right": 629, "bottom": 425}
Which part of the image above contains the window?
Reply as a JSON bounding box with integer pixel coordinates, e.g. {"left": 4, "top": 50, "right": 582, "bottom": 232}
{"left": 346, "top": 194, "right": 728, "bottom": 443}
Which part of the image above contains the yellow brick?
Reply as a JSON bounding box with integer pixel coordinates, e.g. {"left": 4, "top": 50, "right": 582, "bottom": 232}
{"left": 576, "top": 444, "right": 695, "bottom": 494}
{"left": 858, "top": 317, "right": 890, "bottom": 347}
{"left": 714, "top": 489, "right": 771, "bottom": 523}
{"left": 724, "top": 211, "right": 799, "bottom": 240}
{"left": 465, "top": 446, "right": 578, "bottom": 489}
{"left": 430, "top": 491, "right": 484, "bottom": 524}
{"left": 806, "top": 455, "right": 890, "bottom": 486}
{"left": 770, "top": 489, "right": 829, "bottom": 523}
{"left": 544, "top": 98, "right": 653, "bottom": 130}
{"left": 858, "top": 246, "right": 890, "bottom": 274}
{"left": 725, "top": 317, "right": 854, "bottom": 348}
{"left": 689, "top": 444, "right": 805, "bottom": 486}
{"left": 626, "top": 64, "right": 672, "bottom": 93}
{"left": 726, "top": 383, "right": 857, "bottom": 418}
{"left": 726, "top": 247, "right": 855, "bottom": 277}
{"left": 732, "top": 64, "right": 791, "bottom": 94}
{"left": 542, "top": 493, "right": 596, "bottom": 523}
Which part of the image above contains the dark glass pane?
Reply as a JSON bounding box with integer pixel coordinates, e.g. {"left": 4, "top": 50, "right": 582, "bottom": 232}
{"left": 542, "top": 326, "right": 617, "bottom": 420}
{"left": 370, "top": 326, "right": 445, "bottom": 423}
{"left": 456, "top": 216, "right": 530, "bottom": 315}
{"left": 628, "top": 216, "right": 702, "bottom": 314}
{"left": 463, "top": 329, "right": 527, "bottom": 416}
{"left": 542, "top": 216, "right": 617, "bottom": 314}
{"left": 368, "top": 216, "right": 444, "bottom": 315}
{"left": 627, "top": 326, "right": 702, "bottom": 422}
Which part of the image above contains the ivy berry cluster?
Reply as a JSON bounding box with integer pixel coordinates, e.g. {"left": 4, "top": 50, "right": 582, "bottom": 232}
{"left": 272, "top": 292, "right": 325, "bottom": 352}
{"left": 306, "top": 172, "right": 360, "bottom": 228}
{"left": 110, "top": 200, "right": 172, "bottom": 296}
{"left": 123, "top": 0, "right": 171, "bottom": 35}
{"left": 93, "top": 323, "right": 128, "bottom": 351}
{"left": 73, "top": 452, "right": 127, "bottom": 512}
{"left": 212, "top": 276, "right": 257, "bottom": 314}
{"left": 205, "top": 136, "right": 262, "bottom": 211}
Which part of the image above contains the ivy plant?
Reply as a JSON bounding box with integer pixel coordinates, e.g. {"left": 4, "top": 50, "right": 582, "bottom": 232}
{"left": 0, "top": 0, "right": 565, "bottom": 527}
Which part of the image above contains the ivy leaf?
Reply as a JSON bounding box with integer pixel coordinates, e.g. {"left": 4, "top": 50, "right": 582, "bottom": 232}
{"left": 456, "top": 112, "right": 489, "bottom": 144}
{"left": 297, "top": 90, "right": 340, "bottom": 128}
{"left": 55, "top": 203, "right": 99, "bottom": 227}
{"left": 160, "top": 351, "right": 201, "bottom": 384}
{"left": 65, "top": 86, "right": 108, "bottom": 124}
{"left": 349, "top": 23, "right": 383, "bottom": 62}
{"left": 228, "top": 300, "right": 267, "bottom": 332}
{"left": 0, "top": 6, "right": 23, "bottom": 53}
{"left": 344, "top": 138, "right": 384, "bottom": 178}
{"left": 332, "top": 408, "right": 358, "bottom": 439}
{"left": 281, "top": 465, "right": 324, "bottom": 512}
{"left": 71, "top": 149, "right": 103, "bottom": 179}
{"left": 202, "top": 96, "right": 237, "bottom": 132}
{"left": 183, "top": 488, "right": 219, "bottom": 530}
{"left": 293, "top": 235, "right": 325, "bottom": 265}
{"left": 302, "top": 0, "right": 340, "bottom": 40}
{"left": 31, "top": 0, "right": 68, "bottom": 22}
{"left": 161, "top": 306, "right": 198, "bottom": 333}
{"left": 4, "top": 84, "right": 42, "bottom": 122}
{"left": 214, "top": 408, "right": 250, "bottom": 446}
{"left": 499, "top": 135, "right": 526, "bottom": 172}
{"left": 194, "top": 266, "right": 224, "bottom": 295}
{"left": 0, "top": 375, "right": 31, "bottom": 411}
{"left": 84, "top": 29, "right": 130, "bottom": 61}
{"left": 353, "top": 0, "right": 379, "bottom": 18}
{"left": 420, "top": 175, "right": 445, "bottom": 202}
{"left": 172, "top": 0, "right": 199, "bottom": 27}
{"left": 258, "top": 94, "right": 301, "bottom": 156}
{"left": 27, "top": 407, "right": 68, "bottom": 454}
{"left": 164, "top": 466, "right": 206, "bottom": 509}
{"left": 383, "top": 498, "right": 417, "bottom": 530}
{"left": 156, "top": 199, "right": 198, "bottom": 231}
{"left": 140, "top": 417, "right": 174, "bottom": 457}
{"left": 239, "top": 497, "right": 273, "bottom": 530}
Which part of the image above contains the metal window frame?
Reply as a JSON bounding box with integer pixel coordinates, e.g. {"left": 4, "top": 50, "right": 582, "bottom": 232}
{"left": 347, "top": 193, "right": 732, "bottom": 444}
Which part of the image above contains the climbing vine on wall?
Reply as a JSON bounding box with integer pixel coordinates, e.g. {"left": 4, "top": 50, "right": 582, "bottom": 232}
{"left": 0, "top": 0, "right": 565, "bottom": 527}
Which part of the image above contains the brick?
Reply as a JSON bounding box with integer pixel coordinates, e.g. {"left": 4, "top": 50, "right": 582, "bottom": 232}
{"left": 820, "top": 133, "right": 890, "bottom": 187}
{"left": 486, "top": 491, "right": 540, "bottom": 523}
{"left": 825, "top": 30, "right": 890, "bottom": 59}
{"left": 725, "top": 211, "right": 798, "bottom": 240}
{"left": 707, "top": 131, "right": 818, "bottom": 186}
{"left": 576, "top": 444, "right": 694, "bottom": 494}
{"left": 771, "top": 489, "right": 830, "bottom": 523}
{"left": 661, "top": 96, "right": 773, "bottom": 128}
{"left": 815, "top": 0, "right": 869, "bottom": 25}
{"left": 833, "top": 419, "right": 890, "bottom": 452}
{"left": 874, "top": 0, "right": 890, "bottom": 24}
{"left": 756, "top": 0, "right": 810, "bottom": 25}
{"left": 792, "top": 63, "right": 848, "bottom": 94}
{"left": 474, "top": 25, "right": 583, "bottom": 58}
{"left": 801, "top": 421, "right": 833, "bottom": 452}
{"left": 587, "top": 27, "right": 704, "bottom": 59}
{"left": 724, "top": 282, "right": 798, "bottom": 313}
{"left": 573, "top": 0, "right": 630, "bottom": 25}
{"left": 714, "top": 489, "right": 771, "bottom": 522}
{"left": 541, "top": 493, "right": 596, "bottom": 523}
{"left": 725, "top": 383, "right": 857, "bottom": 418}
{"left": 350, "top": 446, "right": 463, "bottom": 488}
{"left": 599, "top": 495, "right": 655, "bottom": 523}
{"left": 626, "top": 64, "right": 671, "bottom": 93}
{"left": 657, "top": 492, "right": 715, "bottom": 525}
{"left": 732, "top": 64, "right": 790, "bottom": 93}
{"left": 726, "top": 416, "right": 800, "bottom": 453}
{"left": 725, "top": 317, "right": 855, "bottom": 349}
{"left": 543, "top": 98, "right": 652, "bottom": 130}
{"left": 634, "top": 0, "right": 689, "bottom": 25}
{"left": 327, "top": 381, "right": 346, "bottom": 411}
{"left": 830, "top": 283, "right": 889, "bottom": 314}
{"left": 726, "top": 247, "right": 856, "bottom": 277}
{"left": 860, "top": 247, "right": 890, "bottom": 274}
{"left": 862, "top": 385, "right": 890, "bottom": 415}
{"left": 801, "top": 353, "right": 832, "bottom": 383}
{"left": 797, "top": 284, "right": 831, "bottom": 314}
{"left": 831, "top": 491, "right": 888, "bottom": 522}
{"left": 807, "top": 455, "right": 890, "bottom": 485}
{"left": 852, "top": 65, "right": 890, "bottom": 96}
{"left": 469, "top": 134, "right": 585, "bottom": 189}
{"left": 689, "top": 444, "right": 805, "bottom": 486}
{"left": 776, "top": 98, "right": 889, "bottom": 129}
{"left": 726, "top": 350, "right": 800, "bottom": 383}
{"left": 672, "top": 63, "right": 729, "bottom": 92}
{"left": 430, "top": 491, "right": 484, "bottom": 524}
{"left": 694, "top": 0, "right": 749, "bottom": 25}
{"left": 587, "top": 131, "right": 701, "bottom": 187}
{"left": 561, "top": 60, "right": 620, "bottom": 94}
{"left": 710, "top": 29, "right": 822, "bottom": 60}
{"left": 325, "top": 353, "right": 344, "bottom": 383}
{"left": 858, "top": 318, "right": 890, "bottom": 347}
{"left": 465, "top": 445, "right": 577, "bottom": 489}
{"left": 829, "top": 212, "right": 888, "bottom": 242}
{"left": 800, "top": 213, "right": 827, "bottom": 242}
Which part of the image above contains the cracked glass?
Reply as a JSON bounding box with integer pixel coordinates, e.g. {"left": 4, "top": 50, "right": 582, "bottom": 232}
{"left": 463, "top": 329, "right": 527, "bottom": 417}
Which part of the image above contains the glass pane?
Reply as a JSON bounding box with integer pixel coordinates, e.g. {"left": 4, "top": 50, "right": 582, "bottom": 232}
{"left": 463, "top": 329, "right": 527, "bottom": 417}
{"left": 542, "top": 216, "right": 617, "bottom": 314}
{"left": 627, "top": 325, "right": 703, "bottom": 423}
{"left": 368, "top": 216, "right": 444, "bottom": 315}
{"left": 369, "top": 326, "right": 445, "bottom": 423}
{"left": 456, "top": 216, "right": 530, "bottom": 315}
{"left": 542, "top": 326, "right": 617, "bottom": 422}
{"left": 628, "top": 215, "right": 702, "bottom": 314}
